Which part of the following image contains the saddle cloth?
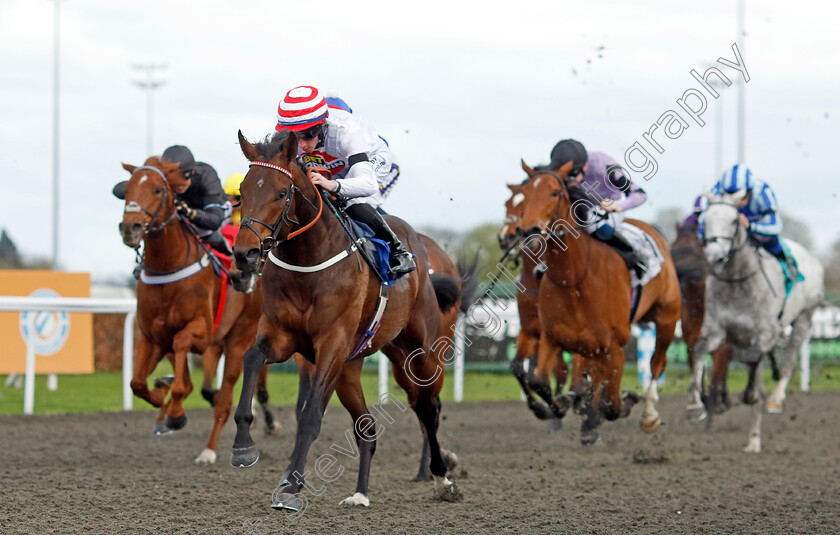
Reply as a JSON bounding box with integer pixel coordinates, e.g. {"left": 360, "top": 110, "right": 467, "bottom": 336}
{"left": 778, "top": 238, "right": 805, "bottom": 297}
{"left": 346, "top": 218, "right": 393, "bottom": 283}
{"left": 621, "top": 223, "right": 665, "bottom": 288}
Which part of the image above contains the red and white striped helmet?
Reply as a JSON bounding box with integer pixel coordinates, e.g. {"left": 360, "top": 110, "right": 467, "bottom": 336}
{"left": 275, "top": 85, "right": 329, "bottom": 132}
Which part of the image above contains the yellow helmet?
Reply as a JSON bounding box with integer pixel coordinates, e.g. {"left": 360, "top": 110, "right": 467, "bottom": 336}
{"left": 224, "top": 173, "right": 245, "bottom": 196}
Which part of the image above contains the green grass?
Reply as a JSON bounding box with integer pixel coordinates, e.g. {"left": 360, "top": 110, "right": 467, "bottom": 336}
{"left": 3, "top": 362, "right": 840, "bottom": 415}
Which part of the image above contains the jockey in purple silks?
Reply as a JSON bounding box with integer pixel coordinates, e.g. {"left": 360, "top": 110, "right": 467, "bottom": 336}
{"left": 680, "top": 195, "right": 708, "bottom": 228}
{"left": 549, "top": 139, "right": 648, "bottom": 277}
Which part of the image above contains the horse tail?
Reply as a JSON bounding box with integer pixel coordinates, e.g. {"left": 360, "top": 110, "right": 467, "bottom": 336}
{"left": 456, "top": 251, "right": 481, "bottom": 314}
{"left": 431, "top": 274, "right": 461, "bottom": 314}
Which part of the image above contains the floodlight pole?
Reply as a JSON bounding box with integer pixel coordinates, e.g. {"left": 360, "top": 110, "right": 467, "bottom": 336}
{"left": 736, "top": 0, "right": 745, "bottom": 163}
{"left": 51, "top": 0, "right": 61, "bottom": 270}
{"left": 131, "top": 64, "right": 167, "bottom": 155}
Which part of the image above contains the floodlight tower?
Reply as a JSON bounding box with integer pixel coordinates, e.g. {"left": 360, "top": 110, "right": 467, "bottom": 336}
{"left": 131, "top": 63, "right": 167, "bottom": 155}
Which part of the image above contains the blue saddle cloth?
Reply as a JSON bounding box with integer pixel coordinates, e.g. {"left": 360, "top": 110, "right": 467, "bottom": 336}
{"left": 347, "top": 218, "right": 394, "bottom": 284}
{"left": 778, "top": 239, "right": 804, "bottom": 297}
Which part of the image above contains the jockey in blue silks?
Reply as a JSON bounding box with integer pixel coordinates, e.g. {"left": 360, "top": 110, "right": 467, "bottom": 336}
{"left": 701, "top": 163, "right": 799, "bottom": 280}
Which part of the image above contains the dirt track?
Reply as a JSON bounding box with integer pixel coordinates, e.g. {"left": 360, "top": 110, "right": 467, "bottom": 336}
{"left": 1, "top": 391, "right": 839, "bottom": 534}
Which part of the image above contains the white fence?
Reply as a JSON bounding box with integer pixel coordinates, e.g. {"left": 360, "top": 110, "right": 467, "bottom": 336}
{"left": 0, "top": 296, "right": 137, "bottom": 414}
{"left": 1, "top": 294, "right": 838, "bottom": 414}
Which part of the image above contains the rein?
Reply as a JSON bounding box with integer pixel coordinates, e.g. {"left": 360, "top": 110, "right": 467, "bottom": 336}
{"left": 239, "top": 161, "right": 324, "bottom": 275}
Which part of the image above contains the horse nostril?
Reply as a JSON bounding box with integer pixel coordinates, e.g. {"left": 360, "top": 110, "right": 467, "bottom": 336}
{"left": 131, "top": 223, "right": 143, "bottom": 234}
{"left": 234, "top": 248, "right": 260, "bottom": 270}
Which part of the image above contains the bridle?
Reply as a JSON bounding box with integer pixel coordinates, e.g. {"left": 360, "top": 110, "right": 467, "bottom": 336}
{"left": 123, "top": 165, "right": 179, "bottom": 237}
{"left": 238, "top": 161, "right": 323, "bottom": 275}
{"left": 702, "top": 201, "right": 757, "bottom": 283}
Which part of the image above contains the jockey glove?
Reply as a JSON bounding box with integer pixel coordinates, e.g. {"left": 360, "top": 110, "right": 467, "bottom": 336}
{"left": 176, "top": 200, "right": 195, "bottom": 220}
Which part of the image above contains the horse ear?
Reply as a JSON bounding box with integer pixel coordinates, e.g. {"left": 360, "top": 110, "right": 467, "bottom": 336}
{"left": 238, "top": 130, "right": 258, "bottom": 161}
{"left": 122, "top": 163, "right": 136, "bottom": 174}
{"left": 507, "top": 183, "right": 521, "bottom": 193}
{"left": 520, "top": 159, "right": 535, "bottom": 177}
{"left": 283, "top": 132, "right": 298, "bottom": 163}
{"left": 160, "top": 160, "right": 180, "bottom": 175}
{"left": 557, "top": 160, "right": 574, "bottom": 178}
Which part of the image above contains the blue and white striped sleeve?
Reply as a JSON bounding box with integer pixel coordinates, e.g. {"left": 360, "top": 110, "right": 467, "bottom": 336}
{"left": 749, "top": 185, "right": 782, "bottom": 235}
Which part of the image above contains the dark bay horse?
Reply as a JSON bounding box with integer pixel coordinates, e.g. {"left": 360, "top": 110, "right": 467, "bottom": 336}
{"left": 671, "top": 222, "right": 732, "bottom": 419}
{"left": 499, "top": 182, "right": 587, "bottom": 427}
{"left": 230, "top": 131, "right": 461, "bottom": 509}
{"left": 118, "top": 157, "right": 269, "bottom": 464}
{"left": 502, "top": 161, "right": 681, "bottom": 445}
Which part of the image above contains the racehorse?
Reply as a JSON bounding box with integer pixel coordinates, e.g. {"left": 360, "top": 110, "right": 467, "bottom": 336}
{"left": 230, "top": 130, "right": 462, "bottom": 509}
{"left": 118, "top": 157, "right": 269, "bottom": 464}
{"left": 671, "top": 222, "right": 733, "bottom": 419}
{"left": 502, "top": 161, "right": 681, "bottom": 445}
{"left": 499, "top": 182, "right": 587, "bottom": 428}
{"left": 686, "top": 190, "right": 824, "bottom": 452}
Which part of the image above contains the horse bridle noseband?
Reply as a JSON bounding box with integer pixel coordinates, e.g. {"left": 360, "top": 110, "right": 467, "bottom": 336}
{"left": 123, "top": 165, "right": 179, "bottom": 237}
{"left": 239, "top": 161, "right": 322, "bottom": 275}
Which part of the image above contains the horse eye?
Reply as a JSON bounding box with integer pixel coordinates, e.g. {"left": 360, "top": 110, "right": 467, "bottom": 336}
{"left": 276, "top": 190, "right": 287, "bottom": 201}
{"left": 154, "top": 188, "right": 162, "bottom": 194}
{"left": 552, "top": 190, "right": 560, "bottom": 197}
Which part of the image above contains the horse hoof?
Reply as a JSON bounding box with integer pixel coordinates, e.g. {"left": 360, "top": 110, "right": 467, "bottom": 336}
{"left": 153, "top": 421, "right": 173, "bottom": 436}
{"left": 153, "top": 375, "right": 174, "bottom": 389}
{"left": 622, "top": 391, "right": 642, "bottom": 405}
{"left": 640, "top": 418, "right": 661, "bottom": 434}
{"left": 411, "top": 471, "right": 432, "bottom": 483}
{"left": 231, "top": 445, "right": 260, "bottom": 468}
{"left": 443, "top": 450, "right": 459, "bottom": 471}
{"left": 339, "top": 492, "right": 370, "bottom": 507}
{"left": 200, "top": 388, "right": 217, "bottom": 406}
{"left": 271, "top": 492, "right": 306, "bottom": 512}
{"left": 164, "top": 414, "right": 187, "bottom": 431}
{"left": 546, "top": 419, "right": 563, "bottom": 434}
{"left": 580, "top": 430, "right": 600, "bottom": 446}
{"left": 766, "top": 399, "right": 783, "bottom": 414}
{"left": 194, "top": 448, "right": 217, "bottom": 465}
{"left": 265, "top": 421, "right": 282, "bottom": 436}
{"left": 433, "top": 476, "right": 463, "bottom": 503}
{"left": 529, "top": 400, "right": 555, "bottom": 420}
{"left": 743, "top": 438, "right": 761, "bottom": 453}
{"left": 686, "top": 406, "right": 707, "bottom": 422}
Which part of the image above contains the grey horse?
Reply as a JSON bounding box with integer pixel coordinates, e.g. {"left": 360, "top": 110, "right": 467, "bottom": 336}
{"left": 686, "top": 190, "right": 824, "bottom": 452}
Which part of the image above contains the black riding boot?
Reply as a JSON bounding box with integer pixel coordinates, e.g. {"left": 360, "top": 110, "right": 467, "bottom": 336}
{"left": 346, "top": 203, "right": 416, "bottom": 276}
{"left": 602, "top": 230, "right": 646, "bottom": 279}
{"left": 774, "top": 250, "right": 799, "bottom": 282}
{"left": 204, "top": 230, "right": 233, "bottom": 257}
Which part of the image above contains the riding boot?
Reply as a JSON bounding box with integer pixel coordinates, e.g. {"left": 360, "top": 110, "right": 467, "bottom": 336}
{"left": 774, "top": 250, "right": 799, "bottom": 282}
{"left": 205, "top": 230, "right": 233, "bottom": 257}
{"left": 602, "top": 231, "right": 646, "bottom": 279}
{"left": 346, "top": 203, "right": 416, "bottom": 276}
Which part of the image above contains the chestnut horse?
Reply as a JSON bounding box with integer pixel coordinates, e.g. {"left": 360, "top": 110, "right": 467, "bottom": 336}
{"left": 499, "top": 182, "right": 587, "bottom": 427}
{"left": 671, "top": 222, "right": 733, "bottom": 419}
{"left": 118, "top": 157, "right": 268, "bottom": 464}
{"left": 502, "top": 161, "right": 681, "bottom": 445}
{"left": 230, "top": 130, "right": 461, "bottom": 509}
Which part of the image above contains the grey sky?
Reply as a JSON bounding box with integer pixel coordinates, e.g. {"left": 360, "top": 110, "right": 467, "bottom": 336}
{"left": 0, "top": 0, "right": 837, "bottom": 280}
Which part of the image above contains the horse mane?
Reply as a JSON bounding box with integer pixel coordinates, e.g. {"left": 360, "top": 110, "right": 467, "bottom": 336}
{"left": 253, "top": 130, "right": 294, "bottom": 160}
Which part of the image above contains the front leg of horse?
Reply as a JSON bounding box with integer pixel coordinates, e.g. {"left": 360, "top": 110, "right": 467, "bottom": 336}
{"left": 743, "top": 360, "right": 765, "bottom": 453}
{"left": 165, "top": 323, "right": 204, "bottom": 432}
{"left": 511, "top": 354, "right": 554, "bottom": 421}
{"left": 271, "top": 363, "right": 339, "bottom": 511}
{"left": 528, "top": 338, "right": 572, "bottom": 421}
{"left": 256, "top": 364, "right": 281, "bottom": 435}
{"left": 231, "top": 344, "right": 268, "bottom": 468}
{"left": 196, "top": 339, "right": 247, "bottom": 465}
{"left": 686, "top": 337, "right": 716, "bottom": 422}
{"left": 767, "top": 311, "right": 812, "bottom": 414}
{"left": 129, "top": 336, "right": 169, "bottom": 411}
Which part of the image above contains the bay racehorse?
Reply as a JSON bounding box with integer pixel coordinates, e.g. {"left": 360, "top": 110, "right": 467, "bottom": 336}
{"left": 502, "top": 161, "right": 681, "bottom": 445}
{"left": 671, "top": 222, "right": 733, "bottom": 420}
{"left": 687, "top": 190, "right": 824, "bottom": 452}
{"left": 230, "top": 130, "right": 461, "bottom": 509}
{"left": 499, "top": 182, "right": 587, "bottom": 428}
{"left": 118, "top": 157, "right": 270, "bottom": 464}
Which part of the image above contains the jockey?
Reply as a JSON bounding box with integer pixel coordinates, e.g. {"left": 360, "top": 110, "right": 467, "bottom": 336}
{"left": 549, "top": 139, "right": 648, "bottom": 277}
{"left": 221, "top": 173, "right": 245, "bottom": 246}
{"left": 113, "top": 145, "right": 233, "bottom": 256}
{"left": 275, "top": 85, "right": 415, "bottom": 276}
{"left": 705, "top": 163, "right": 798, "bottom": 279}
{"left": 680, "top": 195, "right": 708, "bottom": 228}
